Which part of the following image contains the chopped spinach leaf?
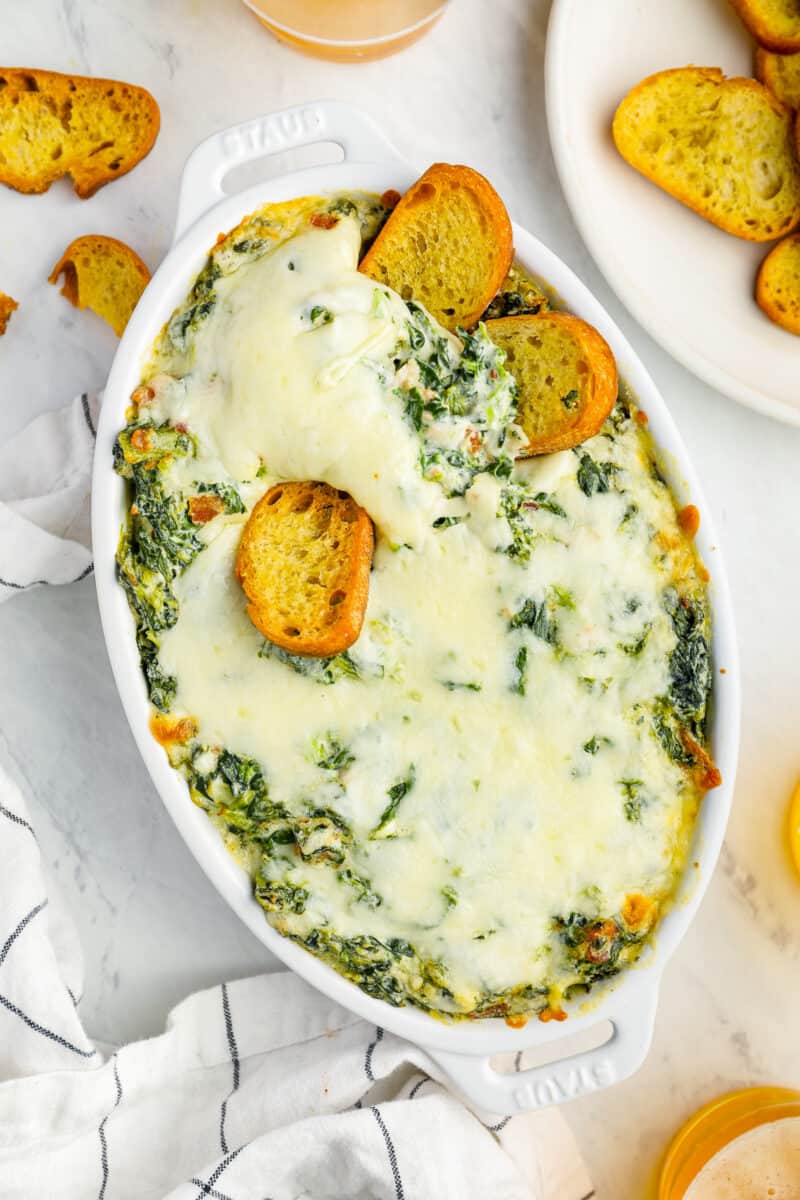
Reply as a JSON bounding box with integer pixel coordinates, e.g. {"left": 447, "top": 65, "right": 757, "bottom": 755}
{"left": 552, "top": 585, "right": 575, "bottom": 610}
{"left": 664, "top": 589, "right": 711, "bottom": 733}
{"left": 294, "top": 810, "right": 350, "bottom": 864}
{"left": 113, "top": 428, "right": 204, "bottom": 710}
{"left": 554, "top": 912, "right": 641, "bottom": 988}
{"left": 618, "top": 624, "right": 651, "bottom": 657}
{"left": 512, "top": 645, "right": 528, "bottom": 696}
{"left": 310, "top": 305, "right": 333, "bottom": 327}
{"left": 135, "top": 627, "right": 177, "bottom": 711}
{"left": 619, "top": 779, "right": 645, "bottom": 822}
{"left": 372, "top": 765, "right": 416, "bottom": 838}
{"left": 338, "top": 868, "right": 382, "bottom": 908}
{"left": 509, "top": 597, "right": 559, "bottom": 646}
{"left": 130, "top": 468, "right": 204, "bottom": 580}
{"left": 167, "top": 258, "right": 221, "bottom": 350}
{"left": 531, "top": 492, "right": 567, "bottom": 518}
{"left": 255, "top": 878, "right": 308, "bottom": 915}
{"left": 114, "top": 423, "right": 195, "bottom": 476}
{"left": 576, "top": 453, "right": 618, "bottom": 497}
{"left": 432, "top": 514, "right": 470, "bottom": 529}
{"left": 312, "top": 734, "right": 355, "bottom": 772}
{"left": 484, "top": 290, "right": 543, "bottom": 319}
{"left": 259, "top": 642, "right": 363, "bottom": 684}
{"left": 218, "top": 750, "right": 269, "bottom": 810}
{"left": 653, "top": 708, "right": 693, "bottom": 765}
{"left": 194, "top": 481, "right": 245, "bottom": 513}
{"left": 328, "top": 197, "right": 357, "bottom": 217}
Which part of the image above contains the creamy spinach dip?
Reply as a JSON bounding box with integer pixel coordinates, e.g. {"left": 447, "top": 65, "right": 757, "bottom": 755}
{"left": 114, "top": 191, "right": 716, "bottom": 1022}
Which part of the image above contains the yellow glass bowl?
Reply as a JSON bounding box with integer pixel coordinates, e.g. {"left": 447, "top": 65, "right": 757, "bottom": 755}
{"left": 658, "top": 1086, "right": 800, "bottom": 1199}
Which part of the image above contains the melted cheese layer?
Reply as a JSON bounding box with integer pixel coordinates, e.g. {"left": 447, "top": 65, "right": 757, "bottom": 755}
{"left": 143, "top": 209, "right": 707, "bottom": 1014}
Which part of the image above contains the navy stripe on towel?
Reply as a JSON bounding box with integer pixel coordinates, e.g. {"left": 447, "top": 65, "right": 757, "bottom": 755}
{"left": 370, "top": 1106, "right": 405, "bottom": 1200}
{"left": 97, "top": 1056, "right": 123, "bottom": 1199}
{"left": 0, "top": 899, "right": 47, "bottom": 967}
{"left": 364, "top": 1025, "right": 383, "bottom": 1082}
{"left": 0, "top": 990, "right": 95, "bottom": 1058}
{"left": 219, "top": 983, "right": 241, "bottom": 1155}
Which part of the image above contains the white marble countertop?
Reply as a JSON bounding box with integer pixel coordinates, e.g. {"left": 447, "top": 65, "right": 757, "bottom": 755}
{"left": 2, "top": 1, "right": 799, "bottom": 1195}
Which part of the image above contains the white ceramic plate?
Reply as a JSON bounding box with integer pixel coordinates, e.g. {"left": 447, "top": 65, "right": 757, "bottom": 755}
{"left": 546, "top": 0, "right": 800, "bottom": 426}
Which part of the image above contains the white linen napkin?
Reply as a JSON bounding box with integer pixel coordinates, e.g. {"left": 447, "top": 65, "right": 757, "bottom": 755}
{"left": 0, "top": 392, "right": 99, "bottom": 602}
{"left": 0, "top": 395, "right": 594, "bottom": 1200}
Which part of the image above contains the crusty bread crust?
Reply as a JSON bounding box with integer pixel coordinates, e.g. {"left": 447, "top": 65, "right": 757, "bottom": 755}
{"left": 0, "top": 68, "right": 159, "bottom": 199}
{"left": 729, "top": 0, "right": 800, "bottom": 52}
{"left": 0, "top": 291, "right": 18, "bottom": 336}
{"left": 755, "top": 46, "right": 800, "bottom": 109}
{"left": 613, "top": 67, "right": 800, "bottom": 242}
{"left": 756, "top": 231, "right": 800, "bottom": 333}
{"left": 486, "top": 312, "right": 618, "bottom": 456}
{"left": 359, "top": 163, "right": 513, "bottom": 332}
{"left": 49, "top": 235, "right": 151, "bottom": 337}
{"left": 236, "top": 481, "right": 375, "bottom": 658}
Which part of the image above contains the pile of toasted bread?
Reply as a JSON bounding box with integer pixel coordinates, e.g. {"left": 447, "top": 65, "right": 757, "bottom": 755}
{"left": 0, "top": 67, "right": 158, "bottom": 337}
{"left": 613, "top": 0, "right": 800, "bottom": 336}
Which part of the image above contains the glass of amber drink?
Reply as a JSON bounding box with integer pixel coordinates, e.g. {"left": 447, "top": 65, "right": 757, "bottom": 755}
{"left": 241, "top": 0, "right": 451, "bottom": 61}
{"left": 658, "top": 1087, "right": 800, "bottom": 1200}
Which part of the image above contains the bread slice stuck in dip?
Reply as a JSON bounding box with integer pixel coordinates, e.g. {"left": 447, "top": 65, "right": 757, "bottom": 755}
{"left": 487, "top": 311, "right": 618, "bottom": 455}
{"left": 236, "top": 480, "right": 375, "bottom": 657}
{"left": 359, "top": 162, "right": 513, "bottom": 333}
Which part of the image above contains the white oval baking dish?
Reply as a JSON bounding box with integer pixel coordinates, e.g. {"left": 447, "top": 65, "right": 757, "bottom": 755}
{"left": 92, "top": 100, "right": 740, "bottom": 1115}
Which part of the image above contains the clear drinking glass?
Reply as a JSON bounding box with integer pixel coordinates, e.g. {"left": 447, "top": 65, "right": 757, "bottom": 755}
{"left": 241, "top": 0, "right": 450, "bottom": 62}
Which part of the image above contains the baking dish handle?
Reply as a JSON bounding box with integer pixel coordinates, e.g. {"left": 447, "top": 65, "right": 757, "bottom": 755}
{"left": 425, "top": 988, "right": 658, "bottom": 1115}
{"left": 174, "top": 100, "right": 405, "bottom": 242}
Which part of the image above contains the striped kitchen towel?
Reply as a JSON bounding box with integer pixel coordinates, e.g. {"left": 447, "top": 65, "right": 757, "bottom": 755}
{"left": 0, "top": 722, "right": 593, "bottom": 1200}
{"left": 0, "top": 392, "right": 98, "bottom": 603}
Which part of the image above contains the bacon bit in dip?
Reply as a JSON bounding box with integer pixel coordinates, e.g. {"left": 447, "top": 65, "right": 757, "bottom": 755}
{"left": 131, "top": 384, "right": 156, "bottom": 406}
{"left": 188, "top": 493, "right": 226, "bottom": 525}
{"left": 677, "top": 504, "right": 700, "bottom": 538}
{"left": 505, "top": 1013, "right": 529, "bottom": 1029}
{"left": 150, "top": 713, "right": 198, "bottom": 745}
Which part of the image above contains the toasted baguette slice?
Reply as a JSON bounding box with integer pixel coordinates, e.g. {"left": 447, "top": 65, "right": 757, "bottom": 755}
{"left": 756, "top": 231, "right": 800, "bottom": 333}
{"left": 0, "top": 68, "right": 159, "bottom": 198}
{"left": 755, "top": 47, "right": 800, "bottom": 109}
{"left": 0, "top": 291, "right": 18, "bottom": 336}
{"left": 49, "top": 235, "right": 150, "bottom": 336}
{"left": 729, "top": 0, "right": 800, "bottom": 52}
{"left": 486, "top": 312, "right": 618, "bottom": 456}
{"left": 359, "top": 163, "right": 513, "bottom": 333}
{"left": 612, "top": 67, "right": 800, "bottom": 242}
{"left": 236, "top": 481, "right": 374, "bottom": 657}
